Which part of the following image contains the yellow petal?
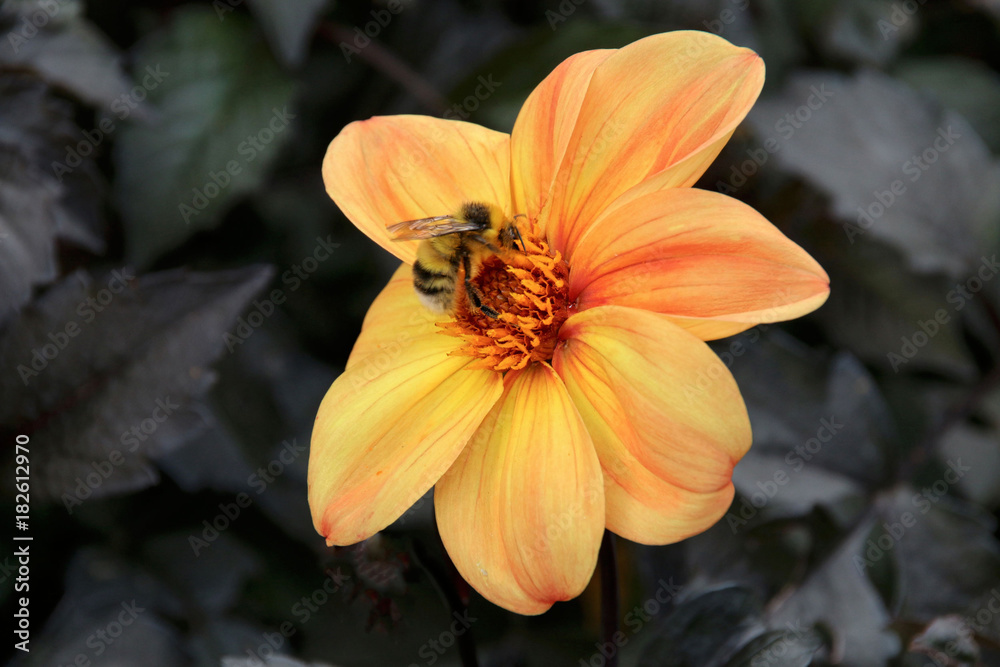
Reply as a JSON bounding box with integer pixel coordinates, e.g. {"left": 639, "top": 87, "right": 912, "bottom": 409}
{"left": 542, "top": 31, "right": 765, "bottom": 259}
{"left": 569, "top": 188, "right": 830, "bottom": 341}
{"left": 346, "top": 263, "right": 442, "bottom": 371}
{"left": 553, "top": 305, "right": 750, "bottom": 544}
{"left": 436, "top": 363, "right": 605, "bottom": 615}
{"left": 323, "top": 116, "right": 511, "bottom": 265}
{"left": 309, "top": 334, "right": 502, "bottom": 545}
{"left": 510, "top": 49, "right": 613, "bottom": 222}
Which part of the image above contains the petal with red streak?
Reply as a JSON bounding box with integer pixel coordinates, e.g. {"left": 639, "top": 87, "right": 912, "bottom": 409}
{"left": 309, "top": 334, "right": 502, "bottom": 545}
{"left": 436, "top": 363, "right": 605, "bottom": 615}
{"left": 510, "top": 49, "right": 613, "bottom": 223}
{"left": 569, "top": 188, "right": 830, "bottom": 341}
{"left": 323, "top": 115, "right": 511, "bottom": 264}
{"left": 553, "top": 305, "right": 750, "bottom": 544}
{"left": 543, "top": 31, "right": 765, "bottom": 259}
{"left": 346, "top": 263, "right": 442, "bottom": 370}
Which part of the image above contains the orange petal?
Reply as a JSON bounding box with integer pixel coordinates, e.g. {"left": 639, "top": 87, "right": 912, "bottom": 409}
{"left": 553, "top": 306, "right": 750, "bottom": 544}
{"left": 345, "top": 263, "right": 442, "bottom": 370}
{"left": 323, "top": 116, "right": 511, "bottom": 264}
{"left": 309, "top": 334, "right": 502, "bottom": 545}
{"left": 510, "top": 49, "right": 613, "bottom": 222}
{"left": 436, "top": 363, "right": 604, "bottom": 615}
{"left": 569, "top": 188, "right": 830, "bottom": 341}
{"left": 542, "top": 31, "right": 765, "bottom": 259}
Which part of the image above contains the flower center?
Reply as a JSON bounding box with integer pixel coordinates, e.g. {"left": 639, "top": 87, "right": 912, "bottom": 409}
{"left": 440, "top": 224, "right": 570, "bottom": 372}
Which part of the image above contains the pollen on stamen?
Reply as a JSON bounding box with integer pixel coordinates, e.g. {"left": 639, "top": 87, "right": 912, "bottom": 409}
{"left": 438, "top": 224, "right": 570, "bottom": 372}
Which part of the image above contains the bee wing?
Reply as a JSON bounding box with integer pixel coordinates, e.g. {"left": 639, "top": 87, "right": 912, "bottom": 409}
{"left": 386, "top": 215, "right": 483, "bottom": 240}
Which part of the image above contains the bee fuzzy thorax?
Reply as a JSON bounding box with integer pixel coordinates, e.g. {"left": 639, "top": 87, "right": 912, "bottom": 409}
{"left": 386, "top": 201, "right": 569, "bottom": 371}
{"left": 389, "top": 200, "right": 523, "bottom": 318}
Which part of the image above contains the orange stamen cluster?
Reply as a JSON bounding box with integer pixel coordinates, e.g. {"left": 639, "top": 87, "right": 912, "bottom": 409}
{"left": 441, "top": 225, "right": 570, "bottom": 372}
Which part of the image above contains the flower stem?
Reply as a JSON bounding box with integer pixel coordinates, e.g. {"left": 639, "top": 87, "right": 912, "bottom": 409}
{"left": 599, "top": 531, "right": 620, "bottom": 667}
{"left": 317, "top": 22, "right": 450, "bottom": 115}
{"left": 412, "top": 524, "right": 479, "bottom": 667}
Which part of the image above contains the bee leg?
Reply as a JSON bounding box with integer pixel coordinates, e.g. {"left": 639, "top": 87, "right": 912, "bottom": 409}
{"left": 462, "top": 252, "right": 499, "bottom": 318}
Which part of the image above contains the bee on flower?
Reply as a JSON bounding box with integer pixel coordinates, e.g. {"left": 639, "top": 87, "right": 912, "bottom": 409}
{"left": 309, "top": 30, "right": 829, "bottom": 615}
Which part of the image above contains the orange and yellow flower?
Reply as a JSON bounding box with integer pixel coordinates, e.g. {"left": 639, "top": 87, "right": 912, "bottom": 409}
{"left": 309, "top": 31, "right": 829, "bottom": 615}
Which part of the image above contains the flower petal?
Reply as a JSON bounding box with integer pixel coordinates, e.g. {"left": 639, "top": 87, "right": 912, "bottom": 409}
{"left": 323, "top": 116, "right": 511, "bottom": 264}
{"left": 436, "top": 363, "right": 604, "bottom": 615}
{"left": 345, "top": 263, "right": 442, "bottom": 370}
{"left": 553, "top": 305, "right": 750, "bottom": 545}
{"left": 542, "top": 31, "right": 765, "bottom": 258}
{"left": 510, "top": 49, "right": 613, "bottom": 222}
{"left": 309, "top": 334, "right": 502, "bottom": 545}
{"left": 568, "top": 188, "right": 830, "bottom": 341}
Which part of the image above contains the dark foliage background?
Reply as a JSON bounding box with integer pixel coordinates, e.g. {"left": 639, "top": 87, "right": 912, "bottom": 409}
{"left": 2, "top": 0, "right": 1000, "bottom": 665}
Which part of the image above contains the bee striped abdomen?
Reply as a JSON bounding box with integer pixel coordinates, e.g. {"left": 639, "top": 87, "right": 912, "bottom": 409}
{"left": 387, "top": 201, "right": 517, "bottom": 316}
{"left": 412, "top": 242, "right": 461, "bottom": 313}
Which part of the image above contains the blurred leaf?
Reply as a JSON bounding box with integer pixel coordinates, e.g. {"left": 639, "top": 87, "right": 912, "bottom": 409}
{"left": 222, "top": 657, "right": 338, "bottom": 667}
{"left": 143, "top": 532, "right": 262, "bottom": 612}
{"left": 725, "top": 331, "right": 892, "bottom": 487}
{"left": 750, "top": 0, "right": 810, "bottom": 83}
{"left": 767, "top": 513, "right": 899, "bottom": 665}
{"left": 155, "top": 406, "right": 251, "bottom": 495}
{"left": 732, "top": 454, "right": 864, "bottom": 527}
{"left": 637, "top": 585, "right": 762, "bottom": 667}
{"left": 27, "top": 547, "right": 186, "bottom": 667}
{"left": 815, "top": 0, "right": 906, "bottom": 66}
{"left": 814, "top": 240, "right": 977, "bottom": 378}
{"left": 723, "top": 627, "right": 824, "bottom": 667}
{"left": 749, "top": 69, "right": 1000, "bottom": 277}
{"left": 0, "top": 265, "right": 273, "bottom": 504}
{"left": 937, "top": 424, "right": 1000, "bottom": 509}
{"left": 907, "top": 615, "right": 979, "bottom": 667}
{"left": 880, "top": 488, "right": 1000, "bottom": 641}
{"left": 114, "top": 7, "right": 296, "bottom": 266}
{"left": 895, "top": 56, "right": 1000, "bottom": 154}
{"left": 246, "top": 0, "right": 328, "bottom": 67}
{"left": 0, "top": 75, "right": 105, "bottom": 326}
{"left": 0, "top": 6, "right": 130, "bottom": 108}
{"left": 159, "top": 327, "right": 332, "bottom": 545}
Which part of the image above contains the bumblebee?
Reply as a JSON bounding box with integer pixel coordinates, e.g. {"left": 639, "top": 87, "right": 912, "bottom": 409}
{"left": 387, "top": 201, "right": 524, "bottom": 317}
